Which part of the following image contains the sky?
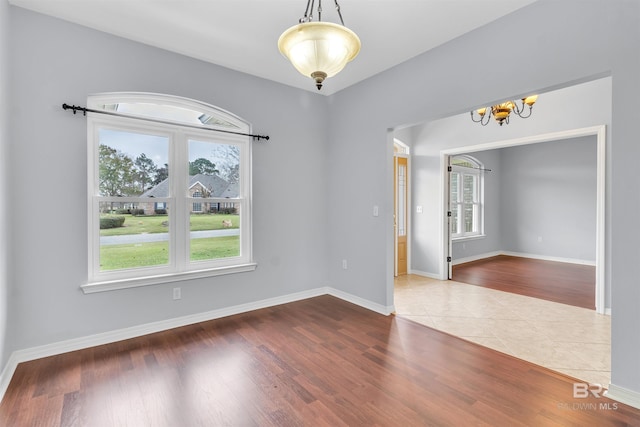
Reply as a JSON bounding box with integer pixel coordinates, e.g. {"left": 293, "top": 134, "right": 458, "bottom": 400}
{"left": 99, "top": 129, "right": 238, "bottom": 171}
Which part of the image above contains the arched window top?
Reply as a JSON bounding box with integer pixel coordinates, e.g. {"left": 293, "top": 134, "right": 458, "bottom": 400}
{"left": 87, "top": 92, "right": 248, "bottom": 131}
{"left": 451, "top": 155, "right": 483, "bottom": 171}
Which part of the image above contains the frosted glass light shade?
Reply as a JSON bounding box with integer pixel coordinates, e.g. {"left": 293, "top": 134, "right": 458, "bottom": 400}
{"left": 278, "top": 21, "right": 361, "bottom": 90}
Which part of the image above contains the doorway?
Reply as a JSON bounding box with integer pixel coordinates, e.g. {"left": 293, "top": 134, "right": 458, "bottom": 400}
{"left": 394, "top": 139, "right": 410, "bottom": 276}
{"left": 441, "top": 126, "right": 606, "bottom": 313}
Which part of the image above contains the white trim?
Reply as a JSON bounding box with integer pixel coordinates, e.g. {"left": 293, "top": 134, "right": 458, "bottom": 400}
{"left": 499, "top": 251, "right": 595, "bottom": 266}
{"left": 409, "top": 269, "right": 442, "bottom": 280}
{"left": 605, "top": 384, "right": 640, "bottom": 410}
{"left": 81, "top": 263, "right": 258, "bottom": 293}
{"left": 440, "top": 125, "right": 607, "bottom": 314}
{"left": 452, "top": 251, "right": 595, "bottom": 266}
{"left": 326, "top": 287, "right": 395, "bottom": 315}
{"left": 451, "top": 251, "right": 503, "bottom": 266}
{"left": 0, "top": 287, "right": 390, "bottom": 402}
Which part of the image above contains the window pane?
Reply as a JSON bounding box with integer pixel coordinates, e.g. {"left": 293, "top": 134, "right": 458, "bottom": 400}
{"left": 464, "top": 204, "right": 477, "bottom": 233}
{"left": 187, "top": 140, "right": 240, "bottom": 198}
{"left": 189, "top": 204, "right": 241, "bottom": 262}
{"left": 451, "top": 205, "right": 461, "bottom": 235}
{"left": 98, "top": 129, "right": 169, "bottom": 197}
{"left": 397, "top": 163, "right": 406, "bottom": 237}
{"left": 188, "top": 139, "right": 242, "bottom": 262}
{"left": 450, "top": 172, "right": 459, "bottom": 203}
{"left": 99, "top": 102, "right": 240, "bottom": 129}
{"left": 99, "top": 201, "right": 170, "bottom": 271}
{"left": 463, "top": 174, "right": 476, "bottom": 203}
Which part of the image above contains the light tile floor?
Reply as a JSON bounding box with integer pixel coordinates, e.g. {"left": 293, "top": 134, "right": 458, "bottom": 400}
{"left": 394, "top": 274, "right": 611, "bottom": 386}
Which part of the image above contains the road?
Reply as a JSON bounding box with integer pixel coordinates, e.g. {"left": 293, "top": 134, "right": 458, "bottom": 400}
{"left": 100, "top": 229, "right": 239, "bottom": 245}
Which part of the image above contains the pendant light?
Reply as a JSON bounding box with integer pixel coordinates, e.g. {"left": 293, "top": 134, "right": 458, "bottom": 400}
{"left": 278, "top": 0, "right": 361, "bottom": 90}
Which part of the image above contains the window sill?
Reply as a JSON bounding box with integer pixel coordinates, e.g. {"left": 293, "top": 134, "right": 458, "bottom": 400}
{"left": 81, "top": 263, "right": 257, "bottom": 294}
{"left": 452, "top": 234, "right": 486, "bottom": 243}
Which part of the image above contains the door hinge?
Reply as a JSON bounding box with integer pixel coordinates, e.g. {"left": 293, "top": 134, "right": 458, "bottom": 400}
{"left": 447, "top": 211, "right": 452, "bottom": 217}
{"left": 447, "top": 166, "right": 452, "bottom": 172}
{"left": 447, "top": 256, "right": 452, "bottom": 262}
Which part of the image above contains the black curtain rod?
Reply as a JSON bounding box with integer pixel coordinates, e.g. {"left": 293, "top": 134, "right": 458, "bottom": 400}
{"left": 450, "top": 164, "right": 492, "bottom": 172}
{"left": 62, "top": 103, "right": 270, "bottom": 141}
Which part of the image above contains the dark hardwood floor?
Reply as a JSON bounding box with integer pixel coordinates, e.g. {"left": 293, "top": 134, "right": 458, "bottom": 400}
{"left": 1, "top": 295, "right": 637, "bottom": 426}
{"left": 452, "top": 255, "right": 596, "bottom": 310}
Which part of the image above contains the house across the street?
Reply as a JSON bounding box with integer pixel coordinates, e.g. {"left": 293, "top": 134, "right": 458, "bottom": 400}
{"left": 140, "top": 173, "right": 239, "bottom": 215}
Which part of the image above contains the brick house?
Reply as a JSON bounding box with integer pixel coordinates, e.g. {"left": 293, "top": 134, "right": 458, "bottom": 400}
{"left": 140, "top": 174, "right": 239, "bottom": 215}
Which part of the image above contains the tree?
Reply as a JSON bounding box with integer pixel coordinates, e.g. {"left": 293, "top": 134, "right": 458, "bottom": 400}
{"left": 99, "top": 144, "right": 136, "bottom": 196}
{"left": 134, "top": 153, "right": 157, "bottom": 192}
{"left": 210, "top": 145, "right": 240, "bottom": 183}
{"left": 189, "top": 158, "right": 219, "bottom": 176}
{"left": 153, "top": 163, "right": 169, "bottom": 185}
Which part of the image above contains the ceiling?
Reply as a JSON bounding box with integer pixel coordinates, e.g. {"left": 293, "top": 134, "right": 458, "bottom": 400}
{"left": 9, "top": 0, "right": 537, "bottom": 95}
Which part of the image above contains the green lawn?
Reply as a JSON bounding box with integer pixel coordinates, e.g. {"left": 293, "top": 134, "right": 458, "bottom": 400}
{"left": 100, "top": 213, "right": 239, "bottom": 236}
{"left": 100, "top": 236, "right": 240, "bottom": 271}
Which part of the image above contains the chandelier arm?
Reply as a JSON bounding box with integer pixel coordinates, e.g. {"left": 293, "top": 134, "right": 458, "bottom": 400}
{"left": 481, "top": 110, "right": 491, "bottom": 126}
{"left": 517, "top": 105, "right": 534, "bottom": 119}
{"left": 511, "top": 99, "right": 523, "bottom": 116}
{"left": 470, "top": 110, "right": 493, "bottom": 125}
{"left": 334, "top": 0, "right": 346, "bottom": 25}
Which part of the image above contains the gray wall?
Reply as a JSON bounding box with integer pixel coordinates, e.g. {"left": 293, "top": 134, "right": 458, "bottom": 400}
{"left": 500, "top": 136, "right": 597, "bottom": 261}
{"left": 0, "top": 0, "right": 9, "bottom": 368}
{"left": 6, "top": 7, "right": 330, "bottom": 358}
{"left": 326, "top": 1, "right": 639, "bottom": 393}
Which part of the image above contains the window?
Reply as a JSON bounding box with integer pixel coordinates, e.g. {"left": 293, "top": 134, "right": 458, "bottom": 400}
{"left": 450, "top": 155, "right": 483, "bottom": 239}
{"left": 85, "top": 93, "right": 255, "bottom": 291}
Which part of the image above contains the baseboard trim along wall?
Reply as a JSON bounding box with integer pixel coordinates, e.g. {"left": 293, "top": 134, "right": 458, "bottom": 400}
{"left": 408, "top": 269, "right": 441, "bottom": 280}
{"left": 606, "top": 384, "right": 640, "bottom": 410}
{"left": 452, "top": 251, "right": 596, "bottom": 267}
{"left": 0, "top": 287, "right": 393, "bottom": 403}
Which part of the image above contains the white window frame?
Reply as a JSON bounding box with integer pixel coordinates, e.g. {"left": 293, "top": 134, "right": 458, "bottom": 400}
{"left": 83, "top": 93, "right": 255, "bottom": 293}
{"left": 450, "top": 155, "right": 484, "bottom": 240}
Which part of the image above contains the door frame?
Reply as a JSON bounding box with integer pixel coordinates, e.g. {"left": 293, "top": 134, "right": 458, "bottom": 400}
{"left": 440, "top": 125, "right": 607, "bottom": 314}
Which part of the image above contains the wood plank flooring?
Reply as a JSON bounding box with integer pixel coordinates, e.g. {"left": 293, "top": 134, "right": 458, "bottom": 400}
{"left": 452, "top": 255, "right": 596, "bottom": 310}
{"left": 2, "top": 295, "right": 638, "bottom": 426}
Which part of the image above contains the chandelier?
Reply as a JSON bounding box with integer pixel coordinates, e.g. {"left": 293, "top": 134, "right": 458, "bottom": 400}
{"left": 278, "top": 0, "right": 361, "bottom": 90}
{"left": 470, "top": 95, "right": 538, "bottom": 126}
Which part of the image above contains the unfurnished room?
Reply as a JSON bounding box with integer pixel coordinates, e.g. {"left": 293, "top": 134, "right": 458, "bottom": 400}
{"left": 0, "top": 0, "right": 639, "bottom": 426}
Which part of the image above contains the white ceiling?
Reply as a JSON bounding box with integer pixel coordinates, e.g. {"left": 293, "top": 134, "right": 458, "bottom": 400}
{"left": 9, "top": 0, "right": 537, "bottom": 95}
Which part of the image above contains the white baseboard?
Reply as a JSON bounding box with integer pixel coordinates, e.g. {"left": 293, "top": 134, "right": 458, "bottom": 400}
{"left": 500, "top": 251, "right": 596, "bottom": 266}
{"left": 452, "top": 251, "right": 502, "bottom": 266}
{"left": 326, "top": 287, "right": 394, "bottom": 315}
{"left": 451, "top": 250, "right": 595, "bottom": 267}
{"left": 0, "top": 287, "right": 389, "bottom": 403}
{"left": 605, "top": 383, "right": 640, "bottom": 410}
{"left": 409, "top": 269, "right": 442, "bottom": 280}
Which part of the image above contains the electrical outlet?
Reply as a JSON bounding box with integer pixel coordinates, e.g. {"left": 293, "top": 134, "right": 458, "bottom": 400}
{"left": 342, "top": 259, "right": 348, "bottom": 270}
{"left": 173, "top": 287, "right": 181, "bottom": 300}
